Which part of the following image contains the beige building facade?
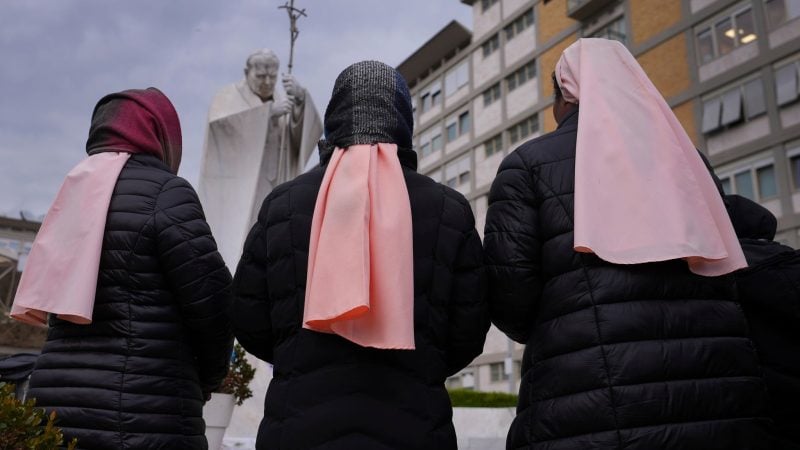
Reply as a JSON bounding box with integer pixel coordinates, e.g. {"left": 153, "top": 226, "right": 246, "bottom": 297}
{"left": 397, "top": 0, "right": 800, "bottom": 393}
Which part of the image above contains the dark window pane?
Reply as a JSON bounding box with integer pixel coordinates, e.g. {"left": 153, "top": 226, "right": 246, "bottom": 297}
{"left": 790, "top": 154, "right": 800, "bottom": 190}
{"left": 721, "top": 178, "right": 732, "bottom": 194}
{"left": 447, "top": 123, "right": 457, "bottom": 142}
{"left": 735, "top": 171, "right": 755, "bottom": 200}
{"left": 701, "top": 97, "right": 723, "bottom": 133}
{"left": 459, "top": 112, "right": 471, "bottom": 134}
{"left": 775, "top": 63, "right": 799, "bottom": 106}
{"left": 720, "top": 88, "right": 743, "bottom": 126}
{"left": 766, "top": 0, "right": 788, "bottom": 29}
{"left": 431, "top": 134, "right": 442, "bottom": 151}
{"left": 697, "top": 29, "right": 715, "bottom": 64}
{"left": 735, "top": 9, "right": 757, "bottom": 45}
{"left": 715, "top": 17, "right": 735, "bottom": 56}
{"left": 743, "top": 79, "right": 766, "bottom": 118}
{"left": 757, "top": 165, "right": 778, "bottom": 198}
{"left": 420, "top": 142, "right": 431, "bottom": 157}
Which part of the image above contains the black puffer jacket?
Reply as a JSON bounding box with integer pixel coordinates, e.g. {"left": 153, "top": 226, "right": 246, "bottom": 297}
{"left": 728, "top": 195, "right": 800, "bottom": 449}
{"left": 231, "top": 146, "right": 489, "bottom": 450}
{"left": 27, "top": 154, "right": 233, "bottom": 450}
{"left": 484, "top": 109, "right": 773, "bottom": 450}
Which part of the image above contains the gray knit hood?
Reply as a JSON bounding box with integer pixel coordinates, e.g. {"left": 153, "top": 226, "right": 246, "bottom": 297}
{"left": 320, "top": 61, "right": 414, "bottom": 152}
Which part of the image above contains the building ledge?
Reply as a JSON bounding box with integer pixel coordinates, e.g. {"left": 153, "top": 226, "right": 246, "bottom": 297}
{"left": 397, "top": 20, "right": 472, "bottom": 89}
{"left": 567, "top": 0, "right": 616, "bottom": 21}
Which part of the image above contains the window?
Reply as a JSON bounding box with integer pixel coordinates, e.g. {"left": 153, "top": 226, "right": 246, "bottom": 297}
{"left": 420, "top": 141, "right": 431, "bottom": 158}
{"left": 490, "top": 363, "right": 508, "bottom": 382}
{"left": 446, "top": 110, "right": 471, "bottom": 143}
{"left": 445, "top": 61, "right": 470, "bottom": 97}
{"left": 484, "top": 134, "right": 503, "bottom": 157}
{"left": 482, "top": 34, "right": 500, "bottom": 58}
{"left": 765, "top": 0, "right": 800, "bottom": 30}
{"left": 757, "top": 165, "right": 778, "bottom": 198}
{"left": 775, "top": 61, "right": 799, "bottom": 107}
{"left": 419, "top": 128, "right": 442, "bottom": 158}
{"left": 743, "top": 78, "right": 767, "bottom": 118}
{"left": 445, "top": 155, "right": 471, "bottom": 188}
{"left": 458, "top": 111, "right": 471, "bottom": 135}
{"left": 446, "top": 123, "right": 458, "bottom": 142}
{"left": 505, "top": 9, "right": 535, "bottom": 41}
{"left": 720, "top": 162, "right": 779, "bottom": 201}
{"left": 481, "top": 0, "right": 498, "bottom": 13}
{"left": 701, "top": 77, "right": 767, "bottom": 134}
{"left": 507, "top": 60, "right": 537, "bottom": 92}
{"left": 431, "top": 90, "right": 442, "bottom": 108}
{"left": 431, "top": 133, "right": 443, "bottom": 152}
{"left": 420, "top": 93, "right": 431, "bottom": 113}
{"left": 789, "top": 148, "right": 800, "bottom": 190}
{"left": 695, "top": 5, "right": 757, "bottom": 65}
{"left": 697, "top": 29, "right": 715, "bottom": 65}
{"left": 589, "top": 16, "right": 627, "bottom": 43}
{"left": 483, "top": 83, "right": 501, "bottom": 107}
{"left": 508, "top": 114, "right": 539, "bottom": 144}
{"left": 419, "top": 81, "right": 442, "bottom": 113}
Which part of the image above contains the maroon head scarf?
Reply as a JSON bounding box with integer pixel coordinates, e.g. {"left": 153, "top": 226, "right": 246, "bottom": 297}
{"left": 86, "top": 87, "right": 182, "bottom": 174}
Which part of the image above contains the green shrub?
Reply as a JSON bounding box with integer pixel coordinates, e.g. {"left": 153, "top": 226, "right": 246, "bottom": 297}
{"left": 217, "top": 343, "right": 256, "bottom": 406}
{"left": 448, "top": 388, "right": 518, "bottom": 408}
{"left": 0, "top": 382, "right": 77, "bottom": 450}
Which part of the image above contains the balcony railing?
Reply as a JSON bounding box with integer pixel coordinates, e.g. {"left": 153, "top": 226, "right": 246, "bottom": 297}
{"left": 567, "top": 0, "right": 616, "bottom": 21}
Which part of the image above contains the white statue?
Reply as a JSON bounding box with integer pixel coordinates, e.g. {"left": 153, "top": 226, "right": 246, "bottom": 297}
{"left": 198, "top": 49, "right": 322, "bottom": 269}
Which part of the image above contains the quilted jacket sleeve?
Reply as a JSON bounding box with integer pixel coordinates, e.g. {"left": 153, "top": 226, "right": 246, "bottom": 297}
{"left": 230, "top": 198, "right": 274, "bottom": 363}
{"left": 154, "top": 177, "right": 234, "bottom": 397}
{"left": 445, "top": 195, "right": 490, "bottom": 375}
{"left": 484, "top": 151, "right": 543, "bottom": 344}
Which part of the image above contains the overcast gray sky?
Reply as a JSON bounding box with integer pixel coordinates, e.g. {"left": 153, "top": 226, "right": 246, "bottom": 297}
{"left": 0, "top": 0, "right": 472, "bottom": 217}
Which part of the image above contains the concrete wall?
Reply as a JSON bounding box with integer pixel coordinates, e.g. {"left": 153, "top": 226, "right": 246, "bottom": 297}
{"left": 503, "top": 0, "right": 529, "bottom": 20}
{"left": 506, "top": 77, "right": 539, "bottom": 120}
{"left": 707, "top": 116, "right": 771, "bottom": 155}
{"left": 473, "top": 47, "right": 502, "bottom": 90}
{"left": 505, "top": 22, "right": 536, "bottom": 67}
{"left": 474, "top": 94, "right": 504, "bottom": 138}
{"left": 474, "top": 0, "right": 502, "bottom": 41}
{"left": 699, "top": 42, "right": 759, "bottom": 83}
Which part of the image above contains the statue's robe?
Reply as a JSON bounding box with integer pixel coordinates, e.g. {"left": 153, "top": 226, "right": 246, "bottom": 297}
{"left": 198, "top": 80, "right": 322, "bottom": 269}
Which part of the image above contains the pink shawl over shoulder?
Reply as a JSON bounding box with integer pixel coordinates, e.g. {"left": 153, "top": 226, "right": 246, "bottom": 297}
{"left": 303, "top": 143, "right": 415, "bottom": 349}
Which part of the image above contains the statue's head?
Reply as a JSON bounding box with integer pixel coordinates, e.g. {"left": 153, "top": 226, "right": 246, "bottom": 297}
{"left": 244, "top": 49, "right": 280, "bottom": 102}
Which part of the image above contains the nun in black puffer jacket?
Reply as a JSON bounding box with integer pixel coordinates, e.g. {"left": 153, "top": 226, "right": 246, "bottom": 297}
{"left": 230, "top": 61, "right": 489, "bottom": 450}
{"left": 484, "top": 39, "right": 774, "bottom": 450}
{"left": 13, "top": 88, "right": 233, "bottom": 450}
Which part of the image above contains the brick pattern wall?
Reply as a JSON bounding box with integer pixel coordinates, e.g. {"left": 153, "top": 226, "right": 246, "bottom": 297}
{"left": 637, "top": 33, "right": 691, "bottom": 100}
{"left": 630, "top": 0, "right": 682, "bottom": 45}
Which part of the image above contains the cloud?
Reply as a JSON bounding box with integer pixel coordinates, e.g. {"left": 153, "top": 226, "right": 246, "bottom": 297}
{"left": 0, "top": 0, "right": 471, "bottom": 216}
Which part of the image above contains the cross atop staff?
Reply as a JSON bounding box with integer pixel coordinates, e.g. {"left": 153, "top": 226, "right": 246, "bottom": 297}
{"left": 278, "top": 0, "right": 307, "bottom": 74}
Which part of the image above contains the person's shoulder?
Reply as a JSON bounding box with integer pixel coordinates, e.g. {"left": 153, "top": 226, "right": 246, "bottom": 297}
{"left": 501, "top": 124, "right": 577, "bottom": 172}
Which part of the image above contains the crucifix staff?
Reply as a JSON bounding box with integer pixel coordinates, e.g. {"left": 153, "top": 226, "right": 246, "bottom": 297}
{"left": 278, "top": 0, "right": 307, "bottom": 75}
{"left": 276, "top": 0, "right": 307, "bottom": 184}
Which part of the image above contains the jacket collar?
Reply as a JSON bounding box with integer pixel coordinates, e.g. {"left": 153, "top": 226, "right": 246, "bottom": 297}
{"left": 557, "top": 107, "right": 579, "bottom": 129}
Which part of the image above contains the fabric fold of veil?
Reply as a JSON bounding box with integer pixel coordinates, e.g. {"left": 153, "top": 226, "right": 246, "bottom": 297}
{"left": 304, "top": 143, "right": 415, "bottom": 349}
{"left": 556, "top": 38, "right": 746, "bottom": 276}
